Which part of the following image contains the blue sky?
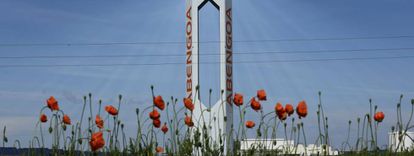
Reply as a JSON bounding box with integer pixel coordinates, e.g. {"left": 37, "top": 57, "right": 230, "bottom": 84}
{"left": 0, "top": 0, "right": 414, "bottom": 149}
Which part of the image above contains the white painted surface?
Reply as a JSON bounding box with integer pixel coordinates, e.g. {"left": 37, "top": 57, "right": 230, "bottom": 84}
{"left": 240, "top": 139, "right": 339, "bottom": 156}
{"left": 389, "top": 131, "right": 414, "bottom": 151}
{"left": 185, "top": 0, "right": 233, "bottom": 152}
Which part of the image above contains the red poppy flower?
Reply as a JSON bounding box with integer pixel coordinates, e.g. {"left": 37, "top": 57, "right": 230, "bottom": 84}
{"left": 105, "top": 105, "right": 118, "bottom": 116}
{"left": 185, "top": 115, "right": 194, "bottom": 127}
{"left": 156, "top": 146, "right": 164, "bottom": 153}
{"left": 285, "top": 104, "right": 294, "bottom": 116}
{"left": 233, "top": 93, "right": 244, "bottom": 106}
{"left": 257, "top": 89, "right": 267, "bottom": 101}
{"left": 278, "top": 112, "right": 288, "bottom": 121}
{"left": 275, "top": 102, "right": 284, "bottom": 114}
{"left": 161, "top": 122, "right": 168, "bottom": 134}
{"left": 90, "top": 131, "right": 105, "bottom": 152}
{"left": 183, "top": 98, "right": 194, "bottom": 111}
{"left": 296, "top": 100, "right": 308, "bottom": 118}
{"left": 63, "top": 115, "right": 71, "bottom": 125}
{"left": 245, "top": 120, "right": 255, "bottom": 128}
{"left": 374, "top": 112, "right": 385, "bottom": 122}
{"left": 40, "top": 114, "right": 47, "bottom": 123}
{"left": 250, "top": 98, "right": 261, "bottom": 111}
{"left": 46, "top": 96, "right": 59, "bottom": 111}
{"left": 149, "top": 109, "right": 160, "bottom": 120}
{"left": 153, "top": 118, "right": 161, "bottom": 128}
{"left": 153, "top": 96, "right": 165, "bottom": 111}
{"left": 95, "top": 115, "right": 104, "bottom": 129}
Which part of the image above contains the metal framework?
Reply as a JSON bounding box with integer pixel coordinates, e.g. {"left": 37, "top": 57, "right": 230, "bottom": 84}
{"left": 185, "top": 0, "right": 233, "bottom": 152}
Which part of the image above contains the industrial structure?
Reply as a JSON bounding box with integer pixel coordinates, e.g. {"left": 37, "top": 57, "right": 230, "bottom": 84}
{"left": 185, "top": 0, "right": 234, "bottom": 152}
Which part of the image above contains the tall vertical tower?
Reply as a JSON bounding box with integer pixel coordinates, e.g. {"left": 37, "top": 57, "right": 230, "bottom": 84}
{"left": 185, "top": 0, "right": 233, "bottom": 152}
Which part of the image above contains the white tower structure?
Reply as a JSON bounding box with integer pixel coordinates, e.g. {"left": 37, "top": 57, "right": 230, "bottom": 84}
{"left": 185, "top": 0, "right": 233, "bottom": 152}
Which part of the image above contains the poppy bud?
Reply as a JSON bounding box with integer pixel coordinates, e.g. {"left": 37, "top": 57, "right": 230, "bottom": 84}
{"left": 3, "top": 137, "right": 7, "bottom": 143}
{"left": 411, "top": 99, "right": 414, "bottom": 105}
{"left": 119, "top": 94, "right": 122, "bottom": 100}
{"left": 161, "top": 123, "right": 168, "bottom": 134}
{"left": 136, "top": 108, "right": 139, "bottom": 115}
{"left": 121, "top": 124, "right": 124, "bottom": 129}
{"left": 62, "top": 125, "right": 67, "bottom": 131}
{"left": 349, "top": 120, "right": 352, "bottom": 125}
{"left": 256, "top": 129, "right": 261, "bottom": 137}
{"left": 78, "top": 139, "right": 82, "bottom": 144}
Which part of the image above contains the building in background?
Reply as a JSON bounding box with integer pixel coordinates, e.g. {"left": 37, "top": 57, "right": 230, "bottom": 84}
{"left": 240, "top": 138, "right": 338, "bottom": 155}
{"left": 389, "top": 131, "right": 414, "bottom": 152}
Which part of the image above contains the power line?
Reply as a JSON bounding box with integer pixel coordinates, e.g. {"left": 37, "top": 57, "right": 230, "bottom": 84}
{"left": 0, "top": 55, "right": 412, "bottom": 68}
{"left": 0, "top": 35, "right": 413, "bottom": 47}
{"left": 0, "top": 47, "right": 413, "bottom": 59}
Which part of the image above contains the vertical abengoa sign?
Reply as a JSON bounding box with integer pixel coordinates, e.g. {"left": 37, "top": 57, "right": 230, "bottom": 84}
{"left": 186, "top": 4, "right": 193, "bottom": 99}
{"left": 185, "top": 0, "right": 233, "bottom": 152}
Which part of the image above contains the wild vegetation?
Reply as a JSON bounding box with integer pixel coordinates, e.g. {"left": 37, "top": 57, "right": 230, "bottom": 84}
{"left": 2, "top": 86, "right": 414, "bottom": 156}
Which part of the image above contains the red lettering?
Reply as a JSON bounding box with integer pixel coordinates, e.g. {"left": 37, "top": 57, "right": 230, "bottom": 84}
{"left": 186, "top": 7, "right": 193, "bottom": 99}
{"left": 226, "top": 8, "right": 232, "bottom": 21}
{"left": 186, "top": 7, "right": 192, "bottom": 20}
